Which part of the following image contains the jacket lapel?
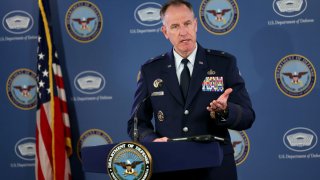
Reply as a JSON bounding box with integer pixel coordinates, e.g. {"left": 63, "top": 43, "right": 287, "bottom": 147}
{"left": 161, "top": 52, "right": 185, "bottom": 106}
{"left": 185, "top": 45, "right": 208, "bottom": 108}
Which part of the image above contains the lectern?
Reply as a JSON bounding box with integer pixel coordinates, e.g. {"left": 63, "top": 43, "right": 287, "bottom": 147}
{"left": 81, "top": 141, "right": 223, "bottom": 177}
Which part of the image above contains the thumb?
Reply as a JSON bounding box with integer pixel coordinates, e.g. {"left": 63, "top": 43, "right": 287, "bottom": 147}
{"left": 220, "top": 88, "right": 233, "bottom": 99}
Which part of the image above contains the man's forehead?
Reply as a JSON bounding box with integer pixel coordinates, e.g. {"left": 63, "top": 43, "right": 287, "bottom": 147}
{"left": 165, "top": 17, "right": 195, "bottom": 25}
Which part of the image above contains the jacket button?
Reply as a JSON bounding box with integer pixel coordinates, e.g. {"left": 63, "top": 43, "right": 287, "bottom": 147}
{"left": 184, "top": 110, "right": 189, "bottom": 115}
{"left": 183, "top": 127, "right": 189, "bottom": 132}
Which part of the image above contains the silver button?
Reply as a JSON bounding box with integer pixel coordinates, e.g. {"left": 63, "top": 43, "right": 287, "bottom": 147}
{"left": 183, "top": 127, "right": 188, "bottom": 132}
{"left": 184, "top": 110, "right": 189, "bottom": 115}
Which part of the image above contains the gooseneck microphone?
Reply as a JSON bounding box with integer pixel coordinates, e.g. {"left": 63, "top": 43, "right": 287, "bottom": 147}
{"left": 168, "top": 134, "right": 227, "bottom": 144}
{"left": 133, "top": 95, "right": 151, "bottom": 142}
{"left": 133, "top": 80, "right": 163, "bottom": 142}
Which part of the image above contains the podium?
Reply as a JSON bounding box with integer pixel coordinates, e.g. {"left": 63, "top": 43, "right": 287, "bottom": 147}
{"left": 81, "top": 141, "right": 223, "bottom": 175}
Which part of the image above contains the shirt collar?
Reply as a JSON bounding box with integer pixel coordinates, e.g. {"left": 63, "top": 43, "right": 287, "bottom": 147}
{"left": 173, "top": 44, "right": 197, "bottom": 68}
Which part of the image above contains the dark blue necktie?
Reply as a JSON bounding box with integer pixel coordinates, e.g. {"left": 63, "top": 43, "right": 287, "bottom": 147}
{"left": 180, "top": 59, "right": 190, "bottom": 100}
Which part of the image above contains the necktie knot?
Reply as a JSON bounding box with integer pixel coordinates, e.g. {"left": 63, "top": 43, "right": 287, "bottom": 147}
{"left": 181, "top": 59, "right": 189, "bottom": 66}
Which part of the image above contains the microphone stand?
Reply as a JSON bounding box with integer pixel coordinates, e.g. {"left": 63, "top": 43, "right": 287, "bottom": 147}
{"left": 133, "top": 96, "right": 150, "bottom": 142}
{"left": 133, "top": 110, "right": 139, "bottom": 142}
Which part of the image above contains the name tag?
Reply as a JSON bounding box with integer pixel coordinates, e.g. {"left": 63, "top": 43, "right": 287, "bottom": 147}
{"left": 151, "top": 91, "right": 164, "bottom": 96}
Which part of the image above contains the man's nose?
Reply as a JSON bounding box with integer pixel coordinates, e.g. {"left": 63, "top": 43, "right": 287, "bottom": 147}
{"left": 179, "top": 25, "right": 188, "bottom": 35}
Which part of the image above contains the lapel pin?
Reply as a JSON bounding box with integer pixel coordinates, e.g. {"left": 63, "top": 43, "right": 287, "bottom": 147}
{"left": 207, "top": 69, "right": 216, "bottom": 75}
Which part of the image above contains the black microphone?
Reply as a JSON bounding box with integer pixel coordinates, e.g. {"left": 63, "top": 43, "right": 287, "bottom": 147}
{"left": 168, "top": 134, "right": 226, "bottom": 143}
{"left": 133, "top": 95, "right": 151, "bottom": 142}
{"left": 133, "top": 80, "right": 164, "bottom": 142}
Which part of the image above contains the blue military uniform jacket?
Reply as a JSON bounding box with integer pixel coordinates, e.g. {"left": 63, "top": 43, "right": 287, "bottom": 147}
{"left": 128, "top": 44, "right": 255, "bottom": 155}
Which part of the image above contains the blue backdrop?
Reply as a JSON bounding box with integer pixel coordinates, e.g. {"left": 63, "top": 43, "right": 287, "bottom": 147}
{"left": 1, "top": 0, "right": 319, "bottom": 179}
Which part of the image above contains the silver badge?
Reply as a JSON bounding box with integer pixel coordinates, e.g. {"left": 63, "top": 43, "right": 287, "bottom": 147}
{"left": 207, "top": 69, "right": 216, "bottom": 75}
{"left": 157, "top": 111, "right": 164, "bottom": 121}
{"left": 153, "top": 79, "right": 163, "bottom": 88}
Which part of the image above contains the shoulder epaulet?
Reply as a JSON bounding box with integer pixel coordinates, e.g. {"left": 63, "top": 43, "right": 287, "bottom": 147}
{"left": 144, "top": 53, "right": 167, "bottom": 65}
{"left": 205, "top": 49, "right": 234, "bottom": 58}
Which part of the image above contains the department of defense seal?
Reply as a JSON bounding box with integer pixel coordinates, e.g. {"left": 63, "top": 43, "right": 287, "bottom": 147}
{"left": 228, "top": 130, "right": 250, "bottom": 166}
{"left": 275, "top": 54, "right": 316, "bottom": 98}
{"left": 273, "top": 0, "right": 308, "bottom": 18}
{"left": 199, "top": 0, "right": 239, "bottom": 35}
{"left": 2, "top": 10, "right": 34, "bottom": 34}
{"left": 283, "top": 127, "right": 317, "bottom": 152}
{"left": 77, "top": 129, "right": 113, "bottom": 162}
{"left": 65, "top": 1, "right": 103, "bottom": 43}
{"left": 107, "top": 142, "right": 152, "bottom": 180}
{"left": 6, "top": 68, "right": 37, "bottom": 110}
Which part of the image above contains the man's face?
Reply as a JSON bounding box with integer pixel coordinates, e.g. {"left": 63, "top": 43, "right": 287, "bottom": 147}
{"left": 161, "top": 4, "right": 197, "bottom": 58}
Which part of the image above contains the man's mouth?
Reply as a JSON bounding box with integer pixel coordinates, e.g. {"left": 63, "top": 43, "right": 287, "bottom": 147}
{"left": 180, "top": 39, "right": 190, "bottom": 43}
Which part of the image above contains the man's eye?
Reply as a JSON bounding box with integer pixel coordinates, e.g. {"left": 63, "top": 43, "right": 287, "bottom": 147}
{"left": 171, "top": 25, "right": 178, "bottom": 29}
{"left": 185, "top": 22, "right": 192, "bottom": 26}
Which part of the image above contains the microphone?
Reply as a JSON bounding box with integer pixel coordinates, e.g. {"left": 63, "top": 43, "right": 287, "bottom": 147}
{"left": 168, "top": 134, "right": 227, "bottom": 143}
{"left": 133, "top": 95, "right": 150, "bottom": 142}
{"left": 133, "top": 80, "right": 164, "bottom": 142}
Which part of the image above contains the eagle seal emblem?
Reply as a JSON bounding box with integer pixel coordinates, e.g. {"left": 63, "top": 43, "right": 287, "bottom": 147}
{"left": 107, "top": 142, "right": 152, "bottom": 180}
{"left": 65, "top": 1, "right": 103, "bottom": 43}
{"left": 275, "top": 54, "right": 316, "bottom": 98}
{"left": 6, "top": 68, "right": 37, "bottom": 110}
{"left": 199, "top": 0, "right": 239, "bottom": 35}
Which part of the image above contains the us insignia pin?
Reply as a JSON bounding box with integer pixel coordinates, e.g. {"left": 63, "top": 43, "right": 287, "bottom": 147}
{"left": 207, "top": 69, "right": 215, "bottom": 75}
{"left": 153, "top": 79, "right": 163, "bottom": 88}
{"left": 157, "top": 111, "right": 164, "bottom": 121}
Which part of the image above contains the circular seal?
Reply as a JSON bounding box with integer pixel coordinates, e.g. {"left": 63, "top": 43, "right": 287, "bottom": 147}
{"left": 107, "top": 142, "right": 152, "bottom": 180}
{"left": 199, "top": 0, "right": 239, "bottom": 35}
{"left": 273, "top": 0, "right": 307, "bottom": 18}
{"left": 2, "top": 10, "right": 34, "bottom": 34}
{"left": 74, "top": 70, "right": 106, "bottom": 95}
{"left": 228, "top": 130, "right": 250, "bottom": 166}
{"left": 14, "top": 137, "right": 36, "bottom": 161}
{"left": 65, "top": 1, "right": 103, "bottom": 43}
{"left": 77, "top": 129, "right": 113, "bottom": 162}
{"left": 283, "top": 127, "right": 317, "bottom": 152}
{"left": 6, "top": 68, "right": 37, "bottom": 110}
{"left": 134, "top": 2, "right": 162, "bottom": 27}
{"left": 275, "top": 54, "right": 316, "bottom": 98}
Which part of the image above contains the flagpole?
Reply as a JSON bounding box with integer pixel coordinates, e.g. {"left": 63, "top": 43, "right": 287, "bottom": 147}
{"left": 38, "top": 0, "right": 56, "bottom": 179}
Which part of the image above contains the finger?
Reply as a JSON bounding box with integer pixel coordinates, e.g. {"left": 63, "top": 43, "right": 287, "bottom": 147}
{"left": 209, "top": 101, "right": 218, "bottom": 110}
{"left": 221, "top": 88, "right": 233, "bottom": 99}
{"left": 216, "top": 101, "right": 227, "bottom": 110}
{"left": 207, "top": 106, "right": 215, "bottom": 112}
{"left": 153, "top": 137, "right": 168, "bottom": 142}
{"left": 214, "top": 102, "right": 224, "bottom": 110}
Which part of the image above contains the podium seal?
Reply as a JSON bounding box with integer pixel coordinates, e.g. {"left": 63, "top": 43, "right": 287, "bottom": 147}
{"left": 107, "top": 142, "right": 152, "bottom": 180}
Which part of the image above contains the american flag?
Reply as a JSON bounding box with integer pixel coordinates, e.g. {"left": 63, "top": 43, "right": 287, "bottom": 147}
{"left": 36, "top": 0, "right": 72, "bottom": 179}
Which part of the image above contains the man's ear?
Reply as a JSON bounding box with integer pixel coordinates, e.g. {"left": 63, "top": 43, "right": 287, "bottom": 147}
{"left": 194, "top": 18, "right": 198, "bottom": 33}
{"left": 161, "top": 25, "right": 169, "bottom": 39}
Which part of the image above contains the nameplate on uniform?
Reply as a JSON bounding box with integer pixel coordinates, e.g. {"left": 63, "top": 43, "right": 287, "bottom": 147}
{"left": 151, "top": 91, "right": 164, "bottom": 96}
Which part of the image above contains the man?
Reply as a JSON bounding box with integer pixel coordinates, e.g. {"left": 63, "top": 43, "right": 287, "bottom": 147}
{"left": 127, "top": 0, "right": 255, "bottom": 179}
